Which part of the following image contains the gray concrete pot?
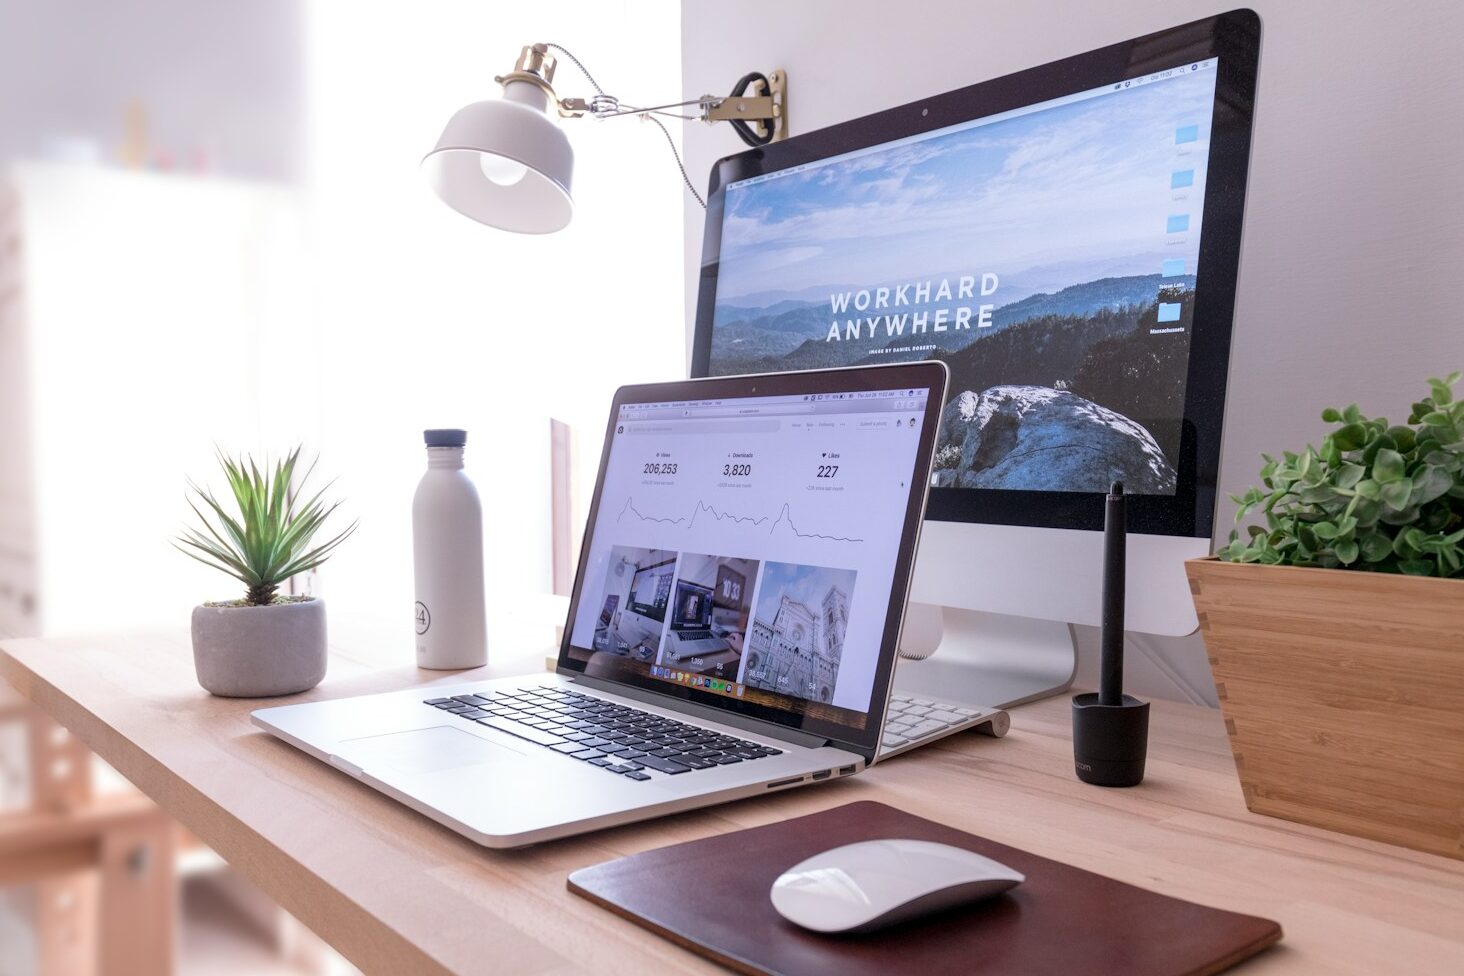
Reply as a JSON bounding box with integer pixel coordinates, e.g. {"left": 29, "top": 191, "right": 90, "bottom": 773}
{"left": 191, "top": 598, "right": 327, "bottom": 697}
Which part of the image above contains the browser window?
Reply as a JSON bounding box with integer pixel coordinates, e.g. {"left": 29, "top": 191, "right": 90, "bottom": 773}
{"left": 567, "top": 387, "right": 930, "bottom": 730}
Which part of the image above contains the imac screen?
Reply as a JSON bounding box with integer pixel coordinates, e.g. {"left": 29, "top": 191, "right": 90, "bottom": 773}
{"left": 706, "top": 60, "right": 1221, "bottom": 496}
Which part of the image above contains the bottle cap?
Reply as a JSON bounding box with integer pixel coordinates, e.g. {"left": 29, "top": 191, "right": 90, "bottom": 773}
{"left": 424, "top": 429, "right": 467, "bottom": 447}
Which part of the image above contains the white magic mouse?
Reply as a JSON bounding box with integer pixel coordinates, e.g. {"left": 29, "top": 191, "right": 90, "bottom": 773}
{"left": 770, "top": 839, "right": 1024, "bottom": 934}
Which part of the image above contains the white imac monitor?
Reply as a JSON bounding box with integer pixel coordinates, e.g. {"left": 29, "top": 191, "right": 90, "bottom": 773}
{"left": 690, "top": 11, "right": 1261, "bottom": 706}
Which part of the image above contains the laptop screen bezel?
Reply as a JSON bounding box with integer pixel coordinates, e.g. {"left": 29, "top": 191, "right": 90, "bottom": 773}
{"left": 555, "top": 362, "right": 948, "bottom": 760}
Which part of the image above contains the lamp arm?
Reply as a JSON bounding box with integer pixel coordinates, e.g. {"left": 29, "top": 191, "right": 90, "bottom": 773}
{"left": 559, "top": 90, "right": 783, "bottom": 131}
{"left": 544, "top": 43, "right": 712, "bottom": 119}
{"left": 513, "top": 43, "right": 786, "bottom": 209}
{"left": 537, "top": 42, "right": 785, "bottom": 139}
{"left": 572, "top": 95, "right": 720, "bottom": 120}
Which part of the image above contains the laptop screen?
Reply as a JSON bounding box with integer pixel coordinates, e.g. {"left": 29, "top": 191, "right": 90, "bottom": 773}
{"left": 670, "top": 579, "right": 713, "bottom": 630}
{"left": 561, "top": 364, "right": 945, "bottom": 749}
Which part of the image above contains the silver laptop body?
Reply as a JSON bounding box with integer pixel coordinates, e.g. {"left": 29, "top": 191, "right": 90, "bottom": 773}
{"left": 254, "top": 363, "right": 948, "bottom": 848}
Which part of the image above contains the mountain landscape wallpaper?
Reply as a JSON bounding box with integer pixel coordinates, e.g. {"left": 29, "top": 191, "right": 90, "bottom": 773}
{"left": 707, "top": 67, "right": 1219, "bottom": 495}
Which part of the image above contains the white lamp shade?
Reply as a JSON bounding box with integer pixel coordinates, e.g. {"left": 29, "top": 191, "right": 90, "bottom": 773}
{"left": 423, "top": 88, "right": 574, "bottom": 234}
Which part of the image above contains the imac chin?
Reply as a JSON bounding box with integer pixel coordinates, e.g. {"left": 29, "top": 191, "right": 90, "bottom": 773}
{"left": 894, "top": 521, "right": 1211, "bottom": 708}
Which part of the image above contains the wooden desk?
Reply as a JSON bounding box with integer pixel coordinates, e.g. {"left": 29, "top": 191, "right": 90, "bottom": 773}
{"left": 3, "top": 631, "right": 1463, "bottom": 975}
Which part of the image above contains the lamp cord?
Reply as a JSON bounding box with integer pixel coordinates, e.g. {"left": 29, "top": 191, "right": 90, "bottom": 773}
{"left": 544, "top": 42, "right": 707, "bottom": 210}
{"left": 543, "top": 43, "right": 607, "bottom": 97}
{"left": 645, "top": 114, "right": 706, "bottom": 209}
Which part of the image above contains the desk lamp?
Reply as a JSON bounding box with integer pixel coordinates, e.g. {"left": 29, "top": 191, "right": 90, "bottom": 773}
{"left": 424, "top": 43, "right": 787, "bottom": 233}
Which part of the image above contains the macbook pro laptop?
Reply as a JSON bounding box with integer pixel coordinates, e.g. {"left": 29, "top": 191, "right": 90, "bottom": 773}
{"left": 254, "top": 362, "right": 982, "bottom": 848}
{"left": 662, "top": 578, "right": 727, "bottom": 660}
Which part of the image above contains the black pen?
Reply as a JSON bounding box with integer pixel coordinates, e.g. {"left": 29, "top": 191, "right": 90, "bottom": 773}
{"left": 1072, "top": 479, "right": 1149, "bottom": 787}
{"left": 1100, "top": 481, "right": 1125, "bottom": 707}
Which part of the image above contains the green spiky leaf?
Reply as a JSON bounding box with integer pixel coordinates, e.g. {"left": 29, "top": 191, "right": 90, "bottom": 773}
{"left": 176, "top": 447, "right": 357, "bottom": 605}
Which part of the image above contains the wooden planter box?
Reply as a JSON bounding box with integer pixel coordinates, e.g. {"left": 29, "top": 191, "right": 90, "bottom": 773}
{"left": 1187, "top": 557, "right": 1464, "bottom": 860}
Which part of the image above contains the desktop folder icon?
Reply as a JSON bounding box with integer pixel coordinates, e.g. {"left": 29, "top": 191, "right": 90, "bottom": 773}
{"left": 1166, "top": 214, "right": 1190, "bottom": 234}
{"left": 1171, "top": 169, "right": 1195, "bottom": 189}
{"left": 1162, "top": 259, "right": 1185, "bottom": 278}
{"left": 1175, "top": 124, "right": 1199, "bottom": 144}
{"left": 1157, "top": 303, "right": 1182, "bottom": 323}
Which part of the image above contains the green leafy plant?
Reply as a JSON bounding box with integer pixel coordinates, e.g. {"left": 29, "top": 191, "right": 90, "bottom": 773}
{"left": 1219, "top": 373, "right": 1464, "bottom": 576}
{"left": 175, "top": 448, "right": 358, "bottom": 605}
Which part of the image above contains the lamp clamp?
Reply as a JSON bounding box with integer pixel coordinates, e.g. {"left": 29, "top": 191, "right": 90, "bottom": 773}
{"left": 701, "top": 69, "right": 786, "bottom": 143}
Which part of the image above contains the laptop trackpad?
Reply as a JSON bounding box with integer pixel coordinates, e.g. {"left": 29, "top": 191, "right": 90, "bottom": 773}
{"left": 342, "top": 725, "right": 524, "bottom": 774}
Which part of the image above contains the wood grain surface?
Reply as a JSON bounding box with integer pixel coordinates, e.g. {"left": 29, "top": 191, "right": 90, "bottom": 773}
{"left": 1189, "top": 558, "right": 1464, "bottom": 859}
{"left": 3, "top": 629, "right": 1463, "bottom": 975}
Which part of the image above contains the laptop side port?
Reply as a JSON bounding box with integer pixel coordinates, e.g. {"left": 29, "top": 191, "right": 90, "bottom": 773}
{"left": 838, "top": 764, "right": 856, "bottom": 776}
{"left": 811, "top": 770, "right": 832, "bottom": 781}
{"left": 766, "top": 776, "right": 805, "bottom": 789}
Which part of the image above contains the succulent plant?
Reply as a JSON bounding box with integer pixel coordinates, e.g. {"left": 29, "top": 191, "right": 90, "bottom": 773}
{"left": 1219, "top": 373, "right": 1464, "bottom": 576}
{"left": 175, "top": 448, "right": 357, "bottom": 605}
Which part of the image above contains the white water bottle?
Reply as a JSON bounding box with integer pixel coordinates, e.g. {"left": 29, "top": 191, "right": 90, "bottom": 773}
{"left": 412, "top": 429, "right": 487, "bottom": 669}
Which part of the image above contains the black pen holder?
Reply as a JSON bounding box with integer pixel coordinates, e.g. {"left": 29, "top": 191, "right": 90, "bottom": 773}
{"left": 1072, "top": 692, "right": 1149, "bottom": 787}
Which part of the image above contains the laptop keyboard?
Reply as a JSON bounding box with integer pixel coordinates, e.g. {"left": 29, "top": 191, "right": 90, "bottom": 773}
{"left": 424, "top": 686, "right": 782, "bottom": 780}
{"left": 673, "top": 629, "right": 715, "bottom": 641}
{"left": 880, "top": 692, "right": 987, "bottom": 752}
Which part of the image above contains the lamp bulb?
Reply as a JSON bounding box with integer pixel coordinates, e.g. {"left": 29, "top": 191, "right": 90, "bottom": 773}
{"left": 477, "top": 152, "right": 528, "bottom": 186}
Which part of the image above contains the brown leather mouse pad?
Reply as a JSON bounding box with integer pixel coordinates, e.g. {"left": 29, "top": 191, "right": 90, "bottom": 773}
{"left": 568, "top": 801, "right": 1281, "bottom": 976}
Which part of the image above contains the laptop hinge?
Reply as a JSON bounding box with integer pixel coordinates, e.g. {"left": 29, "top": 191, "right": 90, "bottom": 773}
{"left": 568, "top": 674, "right": 833, "bottom": 750}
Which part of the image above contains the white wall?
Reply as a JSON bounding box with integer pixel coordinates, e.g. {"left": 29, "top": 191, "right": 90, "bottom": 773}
{"left": 679, "top": 1, "right": 1464, "bottom": 704}
{"left": 0, "top": 0, "right": 309, "bottom": 637}
{"left": 5, "top": 164, "right": 312, "bottom": 636}
{"left": 0, "top": 3, "right": 686, "bottom": 652}
{"left": 305, "top": 1, "right": 686, "bottom": 655}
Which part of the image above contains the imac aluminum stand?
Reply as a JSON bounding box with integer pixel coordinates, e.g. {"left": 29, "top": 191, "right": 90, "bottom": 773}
{"left": 895, "top": 602, "right": 1077, "bottom": 709}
